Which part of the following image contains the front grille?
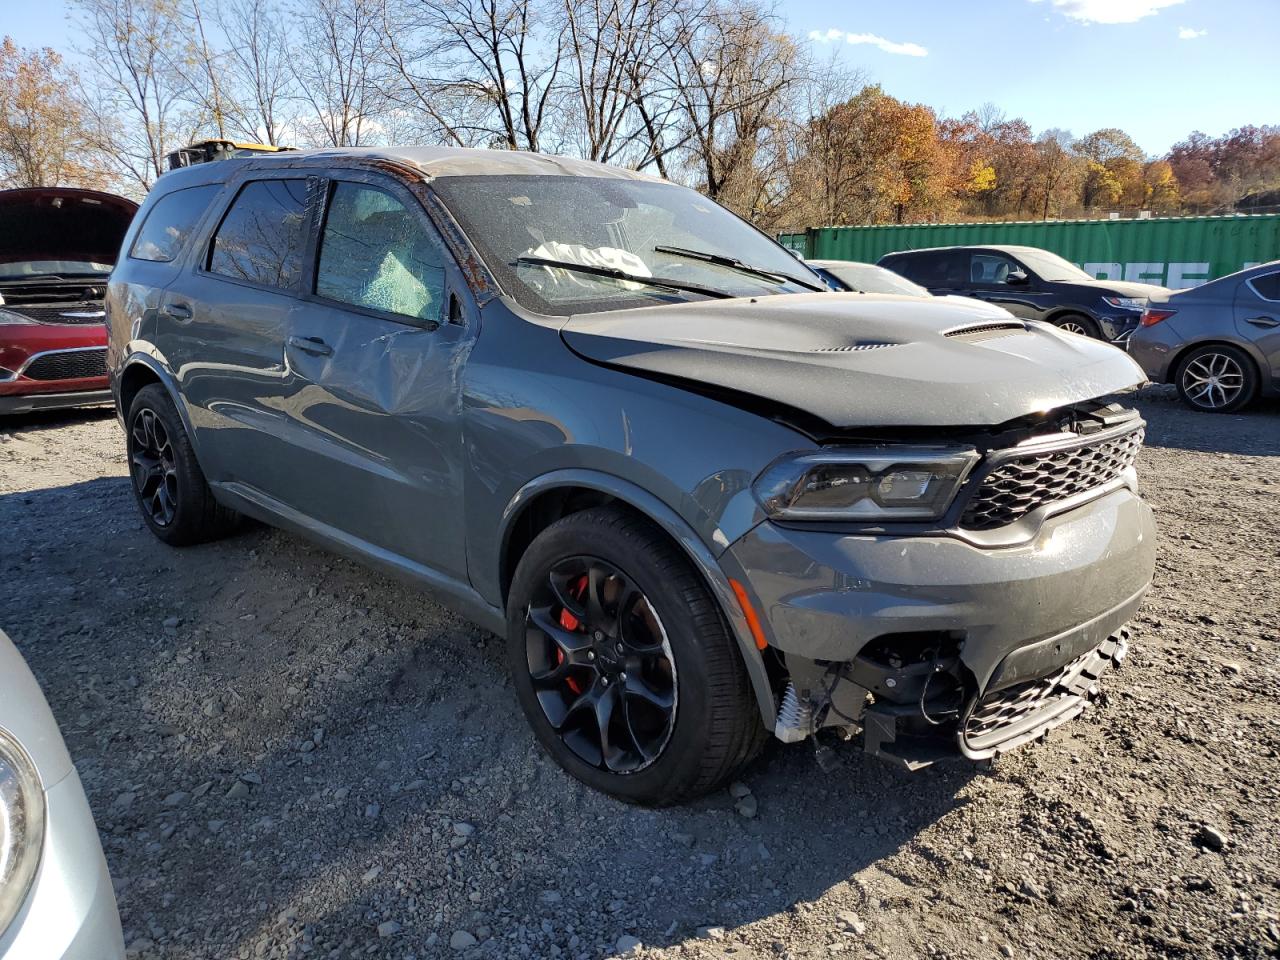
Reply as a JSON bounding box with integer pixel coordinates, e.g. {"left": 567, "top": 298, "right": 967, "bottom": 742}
{"left": 6, "top": 304, "right": 106, "bottom": 324}
{"left": 959, "top": 424, "right": 1144, "bottom": 531}
{"left": 960, "top": 629, "right": 1129, "bottom": 759}
{"left": 23, "top": 348, "right": 108, "bottom": 381}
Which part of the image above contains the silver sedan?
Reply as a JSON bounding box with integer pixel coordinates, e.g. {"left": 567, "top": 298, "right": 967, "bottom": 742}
{"left": 1129, "top": 260, "right": 1280, "bottom": 412}
{"left": 0, "top": 630, "right": 123, "bottom": 959}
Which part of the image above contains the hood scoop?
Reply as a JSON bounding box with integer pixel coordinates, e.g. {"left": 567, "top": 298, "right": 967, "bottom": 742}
{"left": 810, "top": 341, "right": 898, "bottom": 353}
{"left": 944, "top": 321, "right": 1028, "bottom": 343}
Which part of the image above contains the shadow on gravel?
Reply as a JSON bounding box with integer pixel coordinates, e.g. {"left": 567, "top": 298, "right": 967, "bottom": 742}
{"left": 1, "top": 404, "right": 117, "bottom": 432}
{"left": 4, "top": 473, "right": 976, "bottom": 957}
{"left": 1137, "top": 386, "right": 1280, "bottom": 457}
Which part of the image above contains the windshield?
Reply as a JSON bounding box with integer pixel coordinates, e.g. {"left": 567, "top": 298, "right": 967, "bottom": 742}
{"left": 0, "top": 260, "right": 112, "bottom": 279}
{"left": 819, "top": 263, "right": 930, "bottom": 297}
{"left": 432, "top": 175, "right": 821, "bottom": 315}
{"left": 1014, "top": 249, "right": 1091, "bottom": 282}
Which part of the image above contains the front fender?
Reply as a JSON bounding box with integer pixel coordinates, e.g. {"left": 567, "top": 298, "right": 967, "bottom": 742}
{"left": 498, "top": 469, "right": 777, "bottom": 729}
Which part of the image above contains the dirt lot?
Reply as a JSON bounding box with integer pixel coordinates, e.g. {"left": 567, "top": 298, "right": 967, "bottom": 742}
{"left": 1, "top": 387, "right": 1278, "bottom": 960}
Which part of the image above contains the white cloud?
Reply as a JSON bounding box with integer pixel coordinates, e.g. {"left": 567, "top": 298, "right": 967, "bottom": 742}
{"left": 807, "top": 28, "right": 928, "bottom": 57}
{"left": 1030, "top": 0, "right": 1185, "bottom": 24}
{"left": 1177, "top": 26, "right": 1207, "bottom": 39}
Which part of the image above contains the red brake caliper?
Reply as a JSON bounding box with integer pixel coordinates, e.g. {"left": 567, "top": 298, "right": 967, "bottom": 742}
{"left": 556, "top": 575, "right": 589, "bottom": 694}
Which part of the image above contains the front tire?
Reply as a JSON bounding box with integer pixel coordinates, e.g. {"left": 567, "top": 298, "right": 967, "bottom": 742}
{"left": 126, "top": 384, "right": 239, "bottom": 545}
{"left": 1174, "top": 344, "right": 1258, "bottom": 413}
{"left": 506, "top": 507, "right": 766, "bottom": 805}
{"left": 1053, "top": 313, "right": 1102, "bottom": 339}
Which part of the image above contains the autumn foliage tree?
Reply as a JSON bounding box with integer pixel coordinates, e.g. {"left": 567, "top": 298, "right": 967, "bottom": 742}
{"left": 0, "top": 38, "right": 107, "bottom": 189}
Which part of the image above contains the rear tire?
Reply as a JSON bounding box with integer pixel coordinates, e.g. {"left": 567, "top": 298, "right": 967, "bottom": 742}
{"left": 1174, "top": 344, "right": 1258, "bottom": 413}
{"left": 1052, "top": 313, "right": 1102, "bottom": 339}
{"left": 126, "top": 384, "right": 239, "bottom": 545}
{"left": 506, "top": 506, "right": 767, "bottom": 805}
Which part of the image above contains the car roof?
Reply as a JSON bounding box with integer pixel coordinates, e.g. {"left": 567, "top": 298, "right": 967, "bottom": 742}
{"left": 882, "top": 244, "right": 1047, "bottom": 257}
{"left": 153, "top": 145, "right": 666, "bottom": 192}
{"left": 807, "top": 259, "right": 878, "bottom": 269}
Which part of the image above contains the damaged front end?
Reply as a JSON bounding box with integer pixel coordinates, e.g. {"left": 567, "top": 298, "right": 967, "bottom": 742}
{"left": 727, "top": 398, "right": 1155, "bottom": 769}
{"left": 775, "top": 627, "right": 1130, "bottom": 770}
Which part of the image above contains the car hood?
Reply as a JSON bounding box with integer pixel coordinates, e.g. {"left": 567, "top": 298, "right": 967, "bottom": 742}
{"left": 560, "top": 293, "right": 1147, "bottom": 428}
{"left": 1070, "top": 278, "right": 1169, "bottom": 298}
{"left": 0, "top": 631, "right": 74, "bottom": 787}
{"left": 0, "top": 187, "right": 138, "bottom": 270}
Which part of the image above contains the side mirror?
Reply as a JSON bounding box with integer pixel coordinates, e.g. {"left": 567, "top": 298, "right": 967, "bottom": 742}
{"left": 1006, "top": 269, "right": 1029, "bottom": 286}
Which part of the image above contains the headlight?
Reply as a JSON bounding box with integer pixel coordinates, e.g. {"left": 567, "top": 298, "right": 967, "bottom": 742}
{"left": 754, "top": 447, "right": 979, "bottom": 521}
{"left": 0, "top": 728, "right": 45, "bottom": 936}
{"left": 1102, "top": 296, "right": 1146, "bottom": 311}
{"left": 0, "top": 307, "right": 37, "bottom": 325}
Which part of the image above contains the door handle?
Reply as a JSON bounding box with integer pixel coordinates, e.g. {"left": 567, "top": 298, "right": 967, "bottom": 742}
{"left": 287, "top": 335, "right": 333, "bottom": 357}
{"left": 162, "top": 302, "right": 192, "bottom": 322}
{"left": 1245, "top": 316, "right": 1279, "bottom": 328}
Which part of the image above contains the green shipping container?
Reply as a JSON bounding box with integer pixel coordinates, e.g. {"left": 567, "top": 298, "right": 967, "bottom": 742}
{"left": 779, "top": 214, "right": 1280, "bottom": 289}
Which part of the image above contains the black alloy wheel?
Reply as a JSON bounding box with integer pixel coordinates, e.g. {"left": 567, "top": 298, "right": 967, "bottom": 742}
{"left": 130, "top": 407, "right": 179, "bottom": 527}
{"left": 524, "top": 556, "right": 677, "bottom": 773}
{"left": 506, "top": 507, "right": 767, "bottom": 804}
{"left": 125, "top": 383, "right": 239, "bottom": 545}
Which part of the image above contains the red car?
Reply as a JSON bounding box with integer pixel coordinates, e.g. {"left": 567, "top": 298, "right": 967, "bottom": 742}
{"left": 0, "top": 187, "right": 138, "bottom": 414}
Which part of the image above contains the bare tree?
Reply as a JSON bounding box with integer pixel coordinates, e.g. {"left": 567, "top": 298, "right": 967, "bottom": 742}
{"left": 218, "top": 0, "right": 300, "bottom": 145}
{"left": 558, "top": 0, "right": 674, "bottom": 164}
{"left": 384, "top": 0, "right": 563, "bottom": 151}
{"left": 294, "top": 0, "right": 393, "bottom": 147}
{"left": 660, "top": 0, "right": 801, "bottom": 212}
{"left": 70, "top": 0, "right": 200, "bottom": 190}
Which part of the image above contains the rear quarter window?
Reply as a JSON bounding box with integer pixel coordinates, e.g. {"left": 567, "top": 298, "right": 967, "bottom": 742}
{"left": 129, "top": 184, "right": 221, "bottom": 262}
{"left": 1250, "top": 271, "right": 1280, "bottom": 301}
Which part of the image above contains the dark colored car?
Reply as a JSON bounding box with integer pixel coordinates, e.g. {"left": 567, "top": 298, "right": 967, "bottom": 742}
{"left": 879, "top": 244, "right": 1169, "bottom": 343}
{"left": 1128, "top": 260, "right": 1280, "bottom": 412}
{"left": 0, "top": 188, "right": 138, "bottom": 414}
{"left": 107, "top": 147, "right": 1154, "bottom": 805}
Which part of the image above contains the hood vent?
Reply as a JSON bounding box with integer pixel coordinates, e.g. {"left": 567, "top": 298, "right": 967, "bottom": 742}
{"left": 944, "top": 322, "right": 1028, "bottom": 343}
{"left": 810, "top": 342, "right": 897, "bottom": 353}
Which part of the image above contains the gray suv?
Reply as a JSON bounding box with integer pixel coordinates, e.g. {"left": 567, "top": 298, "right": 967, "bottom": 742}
{"left": 106, "top": 147, "right": 1156, "bottom": 804}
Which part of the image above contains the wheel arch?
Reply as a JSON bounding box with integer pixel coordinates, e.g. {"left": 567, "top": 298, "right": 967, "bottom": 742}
{"left": 497, "top": 470, "right": 777, "bottom": 729}
{"left": 1044, "top": 307, "right": 1098, "bottom": 328}
{"left": 117, "top": 355, "right": 207, "bottom": 462}
{"left": 1164, "top": 337, "right": 1265, "bottom": 386}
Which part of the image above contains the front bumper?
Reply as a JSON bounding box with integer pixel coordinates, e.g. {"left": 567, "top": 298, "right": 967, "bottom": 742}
{"left": 0, "top": 388, "right": 112, "bottom": 415}
{"left": 726, "top": 485, "right": 1155, "bottom": 764}
{"left": 0, "top": 770, "right": 124, "bottom": 960}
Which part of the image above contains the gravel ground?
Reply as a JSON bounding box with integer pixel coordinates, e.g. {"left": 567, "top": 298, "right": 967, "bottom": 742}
{"left": 1, "top": 386, "right": 1278, "bottom": 960}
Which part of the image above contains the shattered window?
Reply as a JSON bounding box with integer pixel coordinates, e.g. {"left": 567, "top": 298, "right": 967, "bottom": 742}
{"left": 208, "top": 179, "right": 307, "bottom": 289}
{"left": 315, "top": 182, "right": 445, "bottom": 324}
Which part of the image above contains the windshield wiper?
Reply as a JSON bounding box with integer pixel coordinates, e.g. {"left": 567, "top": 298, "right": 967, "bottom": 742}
{"left": 654, "top": 245, "right": 826, "bottom": 292}
{"left": 515, "top": 255, "right": 733, "bottom": 300}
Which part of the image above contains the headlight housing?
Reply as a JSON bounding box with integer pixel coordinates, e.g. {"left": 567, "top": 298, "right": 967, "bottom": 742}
{"left": 0, "top": 307, "right": 37, "bottom": 326}
{"left": 1102, "top": 296, "right": 1146, "bottom": 311}
{"left": 0, "top": 728, "right": 45, "bottom": 937}
{"left": 754, "top": 447, "right": 980, "bottom": 521}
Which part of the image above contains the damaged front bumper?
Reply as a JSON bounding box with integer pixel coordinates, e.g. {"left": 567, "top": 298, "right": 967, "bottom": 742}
{"left": 725, "top": 479, "right": 1155, "bottom": 768}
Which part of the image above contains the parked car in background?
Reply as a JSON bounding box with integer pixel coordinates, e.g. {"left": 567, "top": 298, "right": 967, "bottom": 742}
{"left": 807, "top": 259, "right": 933, "bottom": 296}
{"left": 1129, "top": 260, "right": 1280, "bottom": 412}
{"left": 0, "top": 188, "right": 137, "bottom": 415}
{"left": 108, "top": 147, "right": 1154, "bottom": 804}
{"left": 878, "top": 244, "right": 1169, "bottom": 343}
{"left": 0, "top": 630, "right": 124, "bottom": 959}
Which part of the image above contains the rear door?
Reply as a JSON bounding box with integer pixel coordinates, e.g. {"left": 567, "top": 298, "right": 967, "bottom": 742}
{"left": 157, "top": 173, "right": 315, "bottom": 497}
{"left": 1237, "top": 270, "right": 1280, "bottom": 385}
{"left": 274, "top": 173, "right": 474, "bottom": 580}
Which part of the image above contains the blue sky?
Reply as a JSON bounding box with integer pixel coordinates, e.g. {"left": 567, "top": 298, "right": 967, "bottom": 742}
{"left": 5, "top": 0, "right": 1275, "bottom": 155}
